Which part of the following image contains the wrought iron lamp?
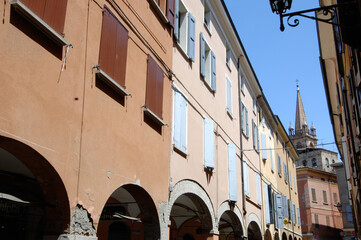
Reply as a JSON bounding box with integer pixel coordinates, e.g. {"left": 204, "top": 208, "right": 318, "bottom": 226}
{"left": 269, "top": 0, "right": 338, "bottom": 31}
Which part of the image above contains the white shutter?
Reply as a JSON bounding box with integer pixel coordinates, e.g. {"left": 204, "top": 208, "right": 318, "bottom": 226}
{"left": 228, "top": 143, "right": 237, "bottom": 202}
{"left": 264, "top": 183, "right": 270, "bottom": 224}
{"left": 243, "top": 160, "right": 249, "bottom": 196}
{"left": 204, "top": 118, "right": 214, "bottom": 169}
{"left": 256, "top": 174, "right": 261, "bottom": 204}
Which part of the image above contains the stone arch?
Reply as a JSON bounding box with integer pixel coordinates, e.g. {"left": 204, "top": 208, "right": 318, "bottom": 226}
{"left": 167, "top": 180, "right": 216, "bottom": 232}
{"left": 217, "top": 201, "right": 245, "bottom": 240}
{"left": 274, "top": 232, "right": 280, "bottom": 240}
{"left": 246, "top": 213, "right": 262, "bottom": 240}
{"left": 288, "top": 235, "right": 292, "bottom": 240}
{"left": 97, "top": 184, "right": 160, "bottom": 240}
{"left": 0, "top": 135, "right": 70, "bottom": 239}
{"left": 282, "top": 232, "right": 287, "bottom": 240}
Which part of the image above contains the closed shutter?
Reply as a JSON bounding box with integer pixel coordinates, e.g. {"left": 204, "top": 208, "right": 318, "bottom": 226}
{"left": 245, "top": 108, "right": 249, "bottom": 137}
{"left": 293, "top": 204, "right": 296, "bottom": 224}
{"left": 270, "top": 149, "right": 274, "bottom": 171}
{"left": 167, "top": 0, "right": 175, "bottom": 27}
{"left": 241, "top": 104, "right": 244, "bottom": 133}
{"left": 243, "top": 160, "right": 249, "bottom": 196}
{"left": 204, "top": 118, "right": 214, "bottom": 169}
{"left": 99, "top": 7, "right": 129, "bottom": 88}
{"left": 264, "top": 183, "right": 270, "bottom": 224}
{"left": 256, "top": 174, "right": 261, "bottom": 205}
{"left": 311, "top": 188, "right": 316, "bottom": 202}
{"left": 146, "top": 55, "right": 164, "bottom": 118}
{"left": 173, "top": 0, "right": 179, "bottom": 40}
{"left": 275, "top": 194, "right": 284, "bottom": 229}
{"left": 290, "top": 201, "right": 294, "bottom": 222}
{"left": 297, "top": 208, "right": 301, "bottom": 226}
{"left": 173, "top": 90, "right": 181, "bottom": 147}
{"left": 211, "top": 51, "right": 216, "bottom": 91}
{"left": 323, "top": 190, "right": 328, "bottom": 203}
{"left": 278, "top": 155, "right": 282, "bottom": 175}
{"left": 228, "top": 143, "right": 237, "bottom": 202}
{"left": 187, "top": 13, "right": 195, "bottom": 61}
{"left": 261, "top": 133, "right": 267, "bottom": 160}
{"left": 179, "top": 93, "right": 187, "bottom": 151}
{"left": 22, "top": 0, "right": 68, "bottom": 34}
{"left": 200, "top": 33, "right": 205, "bottom": 77}
{"left": 227, "top": 78, "right": 232, "bottom": 114}
{"left": 252, "top": 120, "right": 256, "bottom": 148}
{"left": 256, "top": 125, "right": 259, "bottom": 151}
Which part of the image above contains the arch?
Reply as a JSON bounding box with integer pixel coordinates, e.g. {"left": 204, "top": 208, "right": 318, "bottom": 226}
{"left": 246, "top": 214, "right": 262, "bottom": 240}
{"left": 167, "top": 180, "right": 216, "bottom": 232}
{"left": 302, "top": 160, "right": 307, "bottom": 166}
{"left": 264, "top": 229, "right": 272, "bottom": 240}
{"left": 274, "top": 232, "right": 280, "bottom": 240}
{"left": 282, "top": 232, "right": 287, "bottom": 240}
{"left": 312, "top": 158, "right": 317, "bottom": 167}
{"left": 97, "top": 184, "right": 160, "bottom": 240}
{"left": 217, "top": 202, "right": 245, "bottom": 240}
{"left": 0, "top": 135, "right": 70, "bottom": 238}
{"left": 288, "top": 235, "right": 292, "bottom": 240}
{"left": 293, "top": 237, "right": 297, "bottom": 240}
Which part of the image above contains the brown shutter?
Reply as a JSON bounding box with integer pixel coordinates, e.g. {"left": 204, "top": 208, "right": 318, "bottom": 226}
{"left": 146, "top": 55, "right": 164, "bottom": 118}
{"left": 99, "top": 7, "right": 128, "bottom": 88}
{"left": 21, "top": 0, "right": 67, "bottom": 35}
{"left": 167, "top": 0, "right": 175, "bottom": 27}
{"left": 43, "top": 0, "right": 68, "bottom": 34}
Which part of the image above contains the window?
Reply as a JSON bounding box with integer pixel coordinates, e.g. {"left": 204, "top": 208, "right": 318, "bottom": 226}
{"left": 333, "top": 192, "right": 338, "bottom": 204}
{"left": 226, "top": 42, "right": 231, "bottom": 69}
{"left": 311, "top": 188, "right": 317, "bottom": 202}
{"left": 150, "top": 0, "right": 174, "bottom": 24}
{"left": 261, "top": 133, "right": 267, "bottom": 160}
{"left": 200, "top": 33, "right": 216, "bottom": 91}
{"left": 241, "top": 103, "right": 249, "bottom": 137}
{"left": 256, "top": 174, "right": 261, "bottom": 205}
{"left": 11, "top": 0, "right": 68, "bottom": 46}
{"left": 204, "top": 118, "right": 214, "bottom": 169}
{"left": 277, "top": 155, "right": 282, "bottom": 176}
{"left": 173, "top": 89, "right": 187, "bottom": 153}
{"left": 240, "top": 74, "right": 245, "bottom": 94}
{"left": 323, "top": 190, "right": 328, "bottom": 204}
{"left": 253, "top": 98, "right": 257, "bottom": 114}
{"left": 312, "top": 158, "right": 317, "bottom": 167}
{"left": 97, "top": 7, "right": 129, "bottom": 96}
{"left": 325, "top": 158, "right": 329, "bottom": 168}
{"left": 284, "top": 163, "right": 288, "bottom": 182}
{"left": 243, "top": 160, "right": 249, "bottom": 196}
{"left": 174, "top": 0, "right": 195, "bottom": 61}
{"left": 270, "top": 149, "right": 274, "bottom": 172}
{"left": 228, "top": 143, "right": 237, "bottom": 202}
{"left": 314, "top": 214, "right": 319, "bottom": 228}
{"left": 302, "top": 160, "right": 307, "bottom": 166}
{"left": 252, "top": 120, "right": 259, "bottom": 151}
{"left": 204, "top": 0, "right": 211, "bottom": 31}
{"left": 144, "top": 55, "right": 165, "bottom": 125}
{"left": 226, "top": 77, "right": 232, "bottom": 116}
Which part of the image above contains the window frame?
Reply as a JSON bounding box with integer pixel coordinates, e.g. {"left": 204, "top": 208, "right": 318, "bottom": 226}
{"left": 200, "top": 33, "right": 216, "bottom": 92}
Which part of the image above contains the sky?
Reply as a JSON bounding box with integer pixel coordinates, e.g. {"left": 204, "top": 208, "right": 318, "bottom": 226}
{"left": 224, "top": 0, "right": 339, "bottom": 155}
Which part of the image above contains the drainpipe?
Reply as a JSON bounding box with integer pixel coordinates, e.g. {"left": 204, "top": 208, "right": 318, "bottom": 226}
{"left": 238, "top": 57, "right": 246, "bottom": 218}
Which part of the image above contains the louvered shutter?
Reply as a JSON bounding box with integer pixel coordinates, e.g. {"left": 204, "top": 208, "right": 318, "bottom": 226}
{"left": 243, "top": 161, "right": 249, "bottom": 196}
{"left": 204, "top": 118, "right": 214, "bottom": 169}
{"left": 167, "top": 0, "right": 175, "bottom": 27}
{"left": 173, "top": 90, "right": 181, "bottom": 147}
{"left": 297, "top": 208, "right": 301, "bottom": 225}
{"left": 173, "top": 0, "right": 179, "bottom": 40}
{"left": 146, "top": 55, "right": 164, "bottom": 118}
{"left": 256, "top": 174, "right": 261, "bottom": 204}
{"left": 179, "top": 94, "right": 187, "bottom": 152}
{"left": 290, "top": 201, "right": 294, "bottom": 222}
{"left": 211, "top": 51, "right": 216, "bottom": 91}
{"left": 241, "top": 104, "right": 244, "bottom": 133}
{"left": 200, "top": 33, "right": 205, "bottom": 77}
{"left": 256, "top": 125, "right": 259, "bottom": 151}
{"left": 264, "top": 183, "right": 270, "bottom": 224}
{"left": 293, "top": 204, "right": 296, "bottom": 223}
{"left": 252, "top": 120, "right": 256, "bottom": 148}
{"left": 261, "top": 133, "right": 267, "bottom": 160}
{"left": 226, "top": 78, "right": 232, "bottom": 114}
{"left": 276, "top": 194, "right": 284, "bottom": 229}
{"left": 270, "top": 149, "right": 274, "bottom": 171}
{"left": 228, "top": 143, "right": 237, "bottom": 202}
{"left": 187, "top": 13, "right": 195, "bottom": 61}
{"left": 245, "top": 108, "right": 249, "bottom": 137}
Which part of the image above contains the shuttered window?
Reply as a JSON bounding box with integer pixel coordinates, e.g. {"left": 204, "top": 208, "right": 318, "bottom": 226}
{"left": 200, "top": 33, "right": 216, "bottom": 92}
{"left": 323, "top": 190, "right": 328, "bottom": 203}
{"left": 311, "top": 188, "right": 317, "bottom": 202}
{"left": 261, "top": 133, "right": 267, "bottom": 160}
{"left": 226, "top": 77, "right": 232, "bottom": 115}
{"left": 333, "top": 192, "right": 338, "bottom": 204}
{"left": 146, "top": 55, "right": 164, "bottom": 119}
{"left": 204, "top": 118, "right": 214, "bottom": 169}
{"left": 167, "top": 0, "right": 175, "bottom": 27}
{"left": 18, "top": 0, "right": 67, "bottom": 35}
{"left": 256, "top": 174, "right": 261, "bottom": 205}
{"left": 174, "top": 0, "right": 195, "bottom": 61}
{"left": 173, "top": 90, "right": 187, "bottom": 152}
{"left": 297, "top": 208, "right": 301, "bottom": 226}
{"left": 228, "top": 143, "right": 237, "bottom": 202}
{"left": 277, "top": 155, "right": 282, "bottom": 176}
{"left": 241, "top": 103, "right": 248, "bottom": 136}
{"left": 98, "top": 7, "right": 129, "bottom": 95}
{"left": 275, "top": 194, "right": 284, "bottom": 229}
{"left": 270, "top": 149, "right": 274, "bottom": 171}
{"left": 264, "top": 183, "right": 270, "bottom": 224}
{"left": 243, "top": 160, "right": 249, "bottom": 196}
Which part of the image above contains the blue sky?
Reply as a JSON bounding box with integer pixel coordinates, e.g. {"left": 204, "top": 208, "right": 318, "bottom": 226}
{"left": 224, "top": 0, "right": 339, "bottom": 155}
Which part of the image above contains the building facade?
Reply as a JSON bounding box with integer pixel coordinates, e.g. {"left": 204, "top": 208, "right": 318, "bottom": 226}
{"left": 316, "top": 0, "right": 361, "bottom": 237}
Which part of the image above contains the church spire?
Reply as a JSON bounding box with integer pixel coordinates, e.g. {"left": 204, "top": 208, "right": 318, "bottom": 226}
{"left": 295, "top": 82, "right": 308, "bottom": 132}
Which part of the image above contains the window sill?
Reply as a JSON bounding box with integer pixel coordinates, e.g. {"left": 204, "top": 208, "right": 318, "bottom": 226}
{"left": 149, "top": 0, "right": 169, "bottom": 25}
{"left": 143, "top": 107, "right": 166, "bottom": 126}
{"left": 96, "top": 69, "right": 130, "bottom": 96}
{"left": 11, "top": 0, "right": 69, "bottom": 47}
{"left": 202, "top": 78, "right": 216, "bottom": 94}
{"left": 226, "top": 61, "right": 231, "bottom": 72}
{"left": 204, "top": 22, "right": 212, "bottom": 36}
{"left": 175, "top": 41, "right": 191, "bottom": 61}
{"left": 312, "top": 201, "right": 317, "bottom": 203}
{"left": 173, "top": 145, "right": 187, "bottom": 158}
{"left": 227, "top": 109, "right": 233, "bottom": 119}
{"left": 323, "top": 202, "right": 329, "bottom": 205}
